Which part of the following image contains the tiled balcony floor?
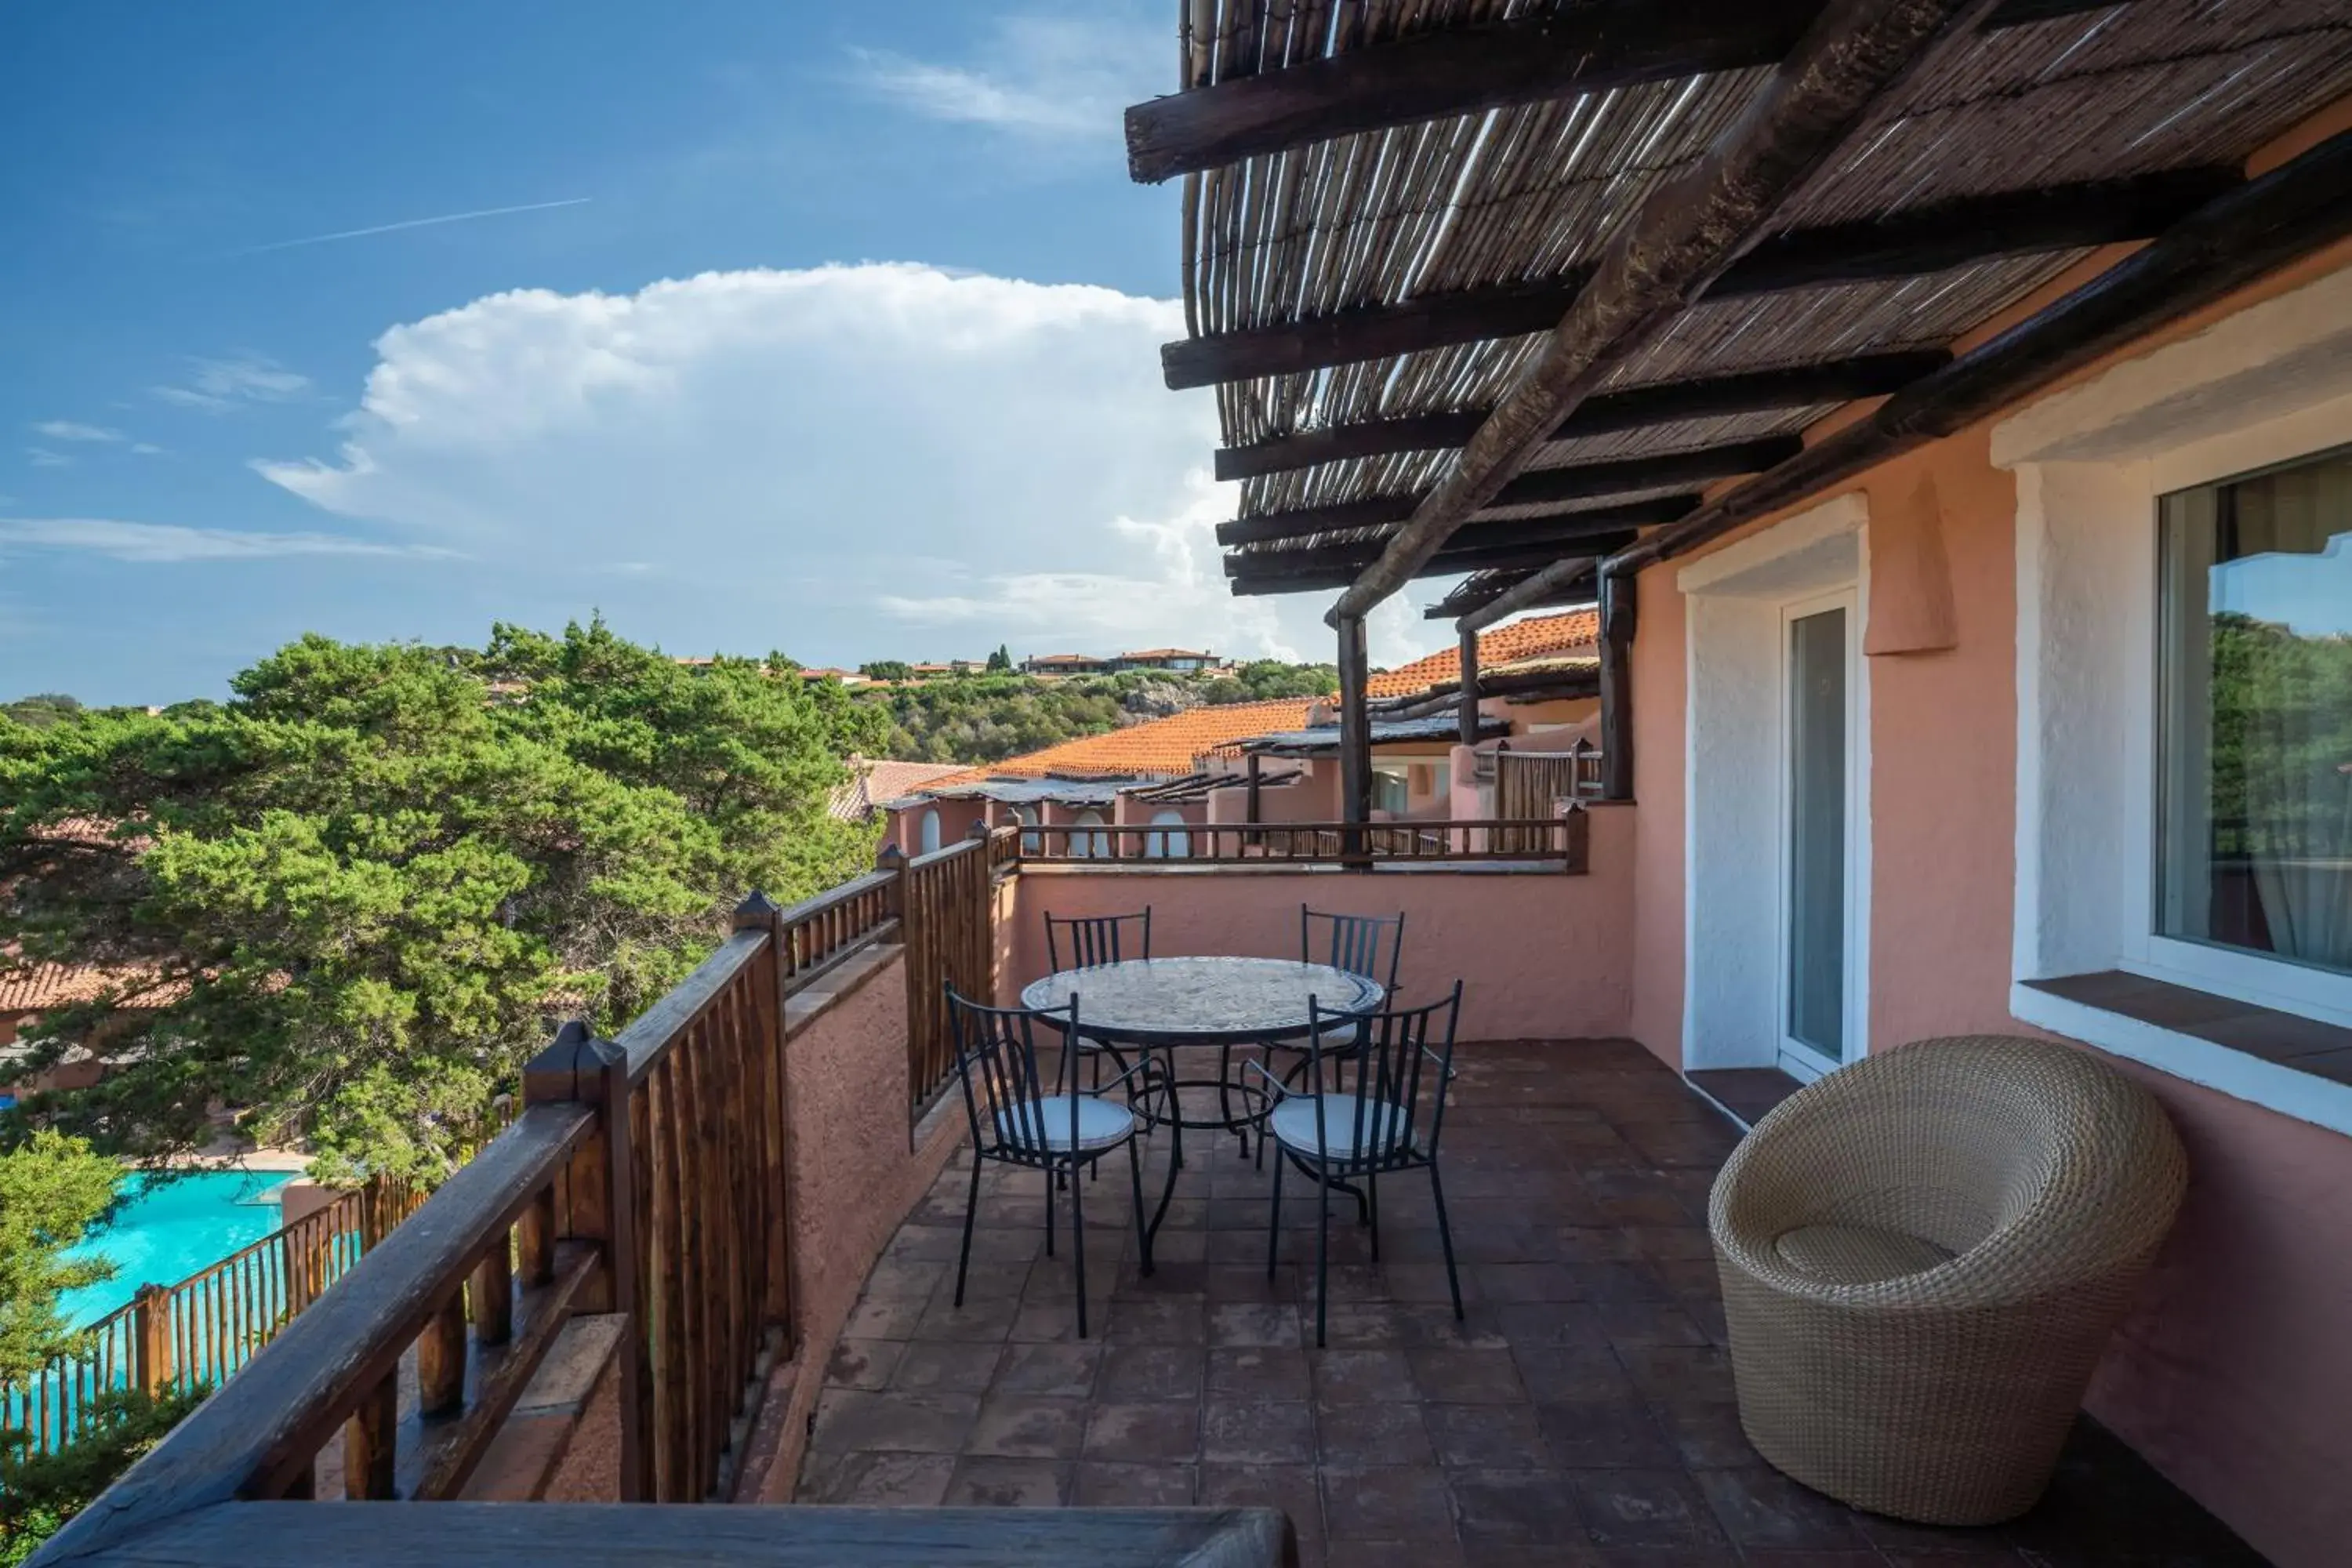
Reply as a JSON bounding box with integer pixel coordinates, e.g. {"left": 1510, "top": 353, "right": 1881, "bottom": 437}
{"left": 797, "top": 1040, "right": 2262, "bottom": 1566}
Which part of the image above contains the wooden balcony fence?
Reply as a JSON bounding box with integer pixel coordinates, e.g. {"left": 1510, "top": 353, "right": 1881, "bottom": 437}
{"left": 2, "top": 1174, "right": 423, "bottom": 1462}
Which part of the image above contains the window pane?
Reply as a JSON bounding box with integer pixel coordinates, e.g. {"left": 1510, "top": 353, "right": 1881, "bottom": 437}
{"left": 1787, "top": 607, "right": 1847, "bottom": 1057}
{"left": 2158, "top": 448, "right": 2352, "bottom": 976}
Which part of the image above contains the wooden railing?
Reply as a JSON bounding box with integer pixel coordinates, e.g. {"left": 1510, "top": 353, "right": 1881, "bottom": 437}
{"left": 898, "top": 827, "right": 1005, "bottom": 1112}
{"left": 1014, "top": 815, "right": 1588, "bottom": 869}
{"left": 2, "top": 1174, "right": 422, "bottom": 1462}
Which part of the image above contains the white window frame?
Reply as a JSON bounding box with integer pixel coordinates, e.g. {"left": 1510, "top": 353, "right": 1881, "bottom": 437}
{"left": 1775, "top": 586, "right": 1865, "bottom": 1082}
{"left": 2001, "top": 263, "right": 2352, "bottom": 1134}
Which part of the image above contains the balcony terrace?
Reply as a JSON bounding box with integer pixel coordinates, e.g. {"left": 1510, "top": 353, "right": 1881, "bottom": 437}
{"left": 27, "top": 824, "right": 2270, "bottom": 1566}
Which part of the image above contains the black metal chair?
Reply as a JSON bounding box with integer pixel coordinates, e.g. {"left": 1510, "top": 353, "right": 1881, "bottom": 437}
{"left": 1044, "top": 908, "right": 1152, "bottom": 971}
{"left": 1253, "top": 906, "right": 1410, "bottom": 1168}
{"left": 1247, "top": 982, "right": 1465, "bottom": 1348}
{"left": 1043, "top": 909, "right": 1152, "bottom": 1098}
{"left": 1301, "top": 905, "right": 1406, "bottom": 996}
{"left": 946, "top": 985, "right": 1178, "bottom": 1339}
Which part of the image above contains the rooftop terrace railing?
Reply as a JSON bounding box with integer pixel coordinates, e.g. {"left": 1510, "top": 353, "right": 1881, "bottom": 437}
{"left": 1017, "top": 813, "right": 1589, "bottom": 869}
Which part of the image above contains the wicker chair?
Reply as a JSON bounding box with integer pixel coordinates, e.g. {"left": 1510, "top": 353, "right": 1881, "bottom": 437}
{"left": 1708, "top": 1035, "right": 2187, "bottom": 1526}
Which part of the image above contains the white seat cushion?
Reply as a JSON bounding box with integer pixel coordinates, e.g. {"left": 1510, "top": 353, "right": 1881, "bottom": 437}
{"left": 995, "top": 1094, "right": 1138, "bottom": 1152}
{"left": 1269, "top": 1094, "right": 1412, "bottom": 1160}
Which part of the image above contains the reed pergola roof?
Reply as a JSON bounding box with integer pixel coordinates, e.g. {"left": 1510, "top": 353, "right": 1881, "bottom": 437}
{"left": 1131, "top": 0, "right": 2352, "bottom": 618}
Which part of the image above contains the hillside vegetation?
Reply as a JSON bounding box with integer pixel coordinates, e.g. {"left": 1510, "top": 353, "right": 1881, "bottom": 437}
{"left": 866, "top": 661, "right": 1336, "bottom": 765}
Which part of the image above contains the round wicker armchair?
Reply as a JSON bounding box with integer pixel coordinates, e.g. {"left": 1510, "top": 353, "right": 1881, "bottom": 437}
{"left": 1708, "top": 1035, "right": 2187, "bottom": 1526}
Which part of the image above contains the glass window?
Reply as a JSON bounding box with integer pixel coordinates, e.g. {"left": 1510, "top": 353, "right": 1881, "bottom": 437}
{"left": 1373, "top": 765, "right": 1410, "bottom": 815}
{"left": 2157, "top": 447, "right": 2352, "bottom": 977}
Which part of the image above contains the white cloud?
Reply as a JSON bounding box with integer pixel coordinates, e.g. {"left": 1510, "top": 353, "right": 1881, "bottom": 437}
{"left": 26, "top": 448, "right": 74, "bottom": 468}
{"left": 252, "top": 260, "right": 1392, "bottom": 666}
{"left": 151, "top": 355, "right": 312, "bottom": 412}
{"left": 130, "top": 443, "right": 167, "bottom": 456}
{"left": 32, "top": 420, "right": 126, "bottom": 443}
{"left": 0, "top": 517, "right": 457, "bottom": 564}
{"left": 848, "top": 13, "right": 1160, "bottom": 143}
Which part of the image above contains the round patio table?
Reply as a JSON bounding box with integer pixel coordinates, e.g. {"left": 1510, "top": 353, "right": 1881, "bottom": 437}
{"left": 1021, "top": 956, "right": 1384, "bottom": 1146}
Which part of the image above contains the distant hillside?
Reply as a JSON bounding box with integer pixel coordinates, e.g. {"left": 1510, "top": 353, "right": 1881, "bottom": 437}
{"left": 862, "top": 662, "right": 1335, "bottom": 766}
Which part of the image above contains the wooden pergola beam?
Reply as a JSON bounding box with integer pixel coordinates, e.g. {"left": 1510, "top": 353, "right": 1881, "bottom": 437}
{"left": 1127, "top": 0, "right": 2132, "bottom": 183}
{"left": 1330, "top": 0, "right": 2018, "bottom": 624}
{"left": 1218, "top": 490, "right": 1693, "bottom": 550}
{"left": 1214, "top": 440, "right": 1784, "bottom": 549}
{"left": 1229, "top": 535, "right": 1635, "bottom": 597}
{"left": 1226, "top": 515, "right": 1646, "bottom": 580}
{"left": 1162, "top": 169, "right": 2227, "bottom": 390}
{"left": 1214, "top": 350, "right": 1947, "bottom": 481}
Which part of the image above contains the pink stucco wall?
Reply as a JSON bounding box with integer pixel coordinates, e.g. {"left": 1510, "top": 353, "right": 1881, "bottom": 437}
{"left": 1006, "top": 804, "right": 1637, "bottom": 1041}
{"left": 1616, "top": 250, "right": 2352, "bottom": 1563}
{"left": 754, "top": 946, "right": 964, "bottom": 1501}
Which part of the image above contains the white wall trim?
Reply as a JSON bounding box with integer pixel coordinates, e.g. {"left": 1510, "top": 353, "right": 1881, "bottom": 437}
{"left": 2012, "top": 983, "right": 2352, "bottom": 1138}
{"left": 1677, "top": 491, "right": 1867, "bottom": 596}
{"left": 2004, "top": 258, "right": 2352, "bottom": 1134}
{"left": 1680, "top": 492, "right": 1872, "bottom": 1070}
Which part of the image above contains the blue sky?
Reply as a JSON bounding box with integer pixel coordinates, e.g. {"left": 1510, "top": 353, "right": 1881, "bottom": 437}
{"left": 2, "top": 2, "right": 1455, "bottom": 706}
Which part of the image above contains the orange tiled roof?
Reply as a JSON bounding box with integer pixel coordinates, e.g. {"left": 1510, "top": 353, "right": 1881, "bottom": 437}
{"left": 828, "top": 759, "right": 971, "bottom": 819}
{"left": 1367, "top": 608, "right": 1599, "bottom": 698}
{"left": 0, "top": 956, "right": 179, "bottom": 1014}
{"left": 920, "top": 698, "right": 1319, "bottom": 789}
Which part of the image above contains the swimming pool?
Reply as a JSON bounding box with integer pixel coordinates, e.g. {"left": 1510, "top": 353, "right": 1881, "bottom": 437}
{"left": 60, "top": 1168, "right": 291, "bottom": 1327}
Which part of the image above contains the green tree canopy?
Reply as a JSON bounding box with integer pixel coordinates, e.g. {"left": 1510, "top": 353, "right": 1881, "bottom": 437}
{"left": 0, "top": 1131, "right": 118, "bottom": 1388}
{"left": 0, "top": 621, "right": 883, "bottom": 1185}
{"left": 2, "top": 695, "right": 82, "bottom": 731}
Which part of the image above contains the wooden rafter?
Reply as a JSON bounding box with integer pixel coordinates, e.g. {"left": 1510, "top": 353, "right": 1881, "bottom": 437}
{"left": 1215, "top": 442, "right": 1784, "bottom": 549}
{"left": 1227, "top": 514, "right": 1651, "bottom": 579}
{"left": 1230, "top": 535, "right": 1635, "bottom": 597}
{"left": 1214, "top": 350, "right": 1947, "bottom": 481}
{"left": 1330, "top": 0, "right": 2022, "bottom": 622}
{"left": 1163, "top": 169, "right": 2230, "bottom": 390}
{"left": 1127, "top": 0, "right": 2135, "bottom": 183}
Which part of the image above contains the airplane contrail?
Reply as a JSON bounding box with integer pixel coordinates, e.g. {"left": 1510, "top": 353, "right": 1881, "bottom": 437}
{"left": 224, "top": 198, "right": 592, "bottom": 256}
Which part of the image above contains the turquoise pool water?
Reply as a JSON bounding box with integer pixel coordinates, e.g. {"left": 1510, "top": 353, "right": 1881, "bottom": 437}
{"left": 59, "top": 1169, "right": 291, "bottom": 1327}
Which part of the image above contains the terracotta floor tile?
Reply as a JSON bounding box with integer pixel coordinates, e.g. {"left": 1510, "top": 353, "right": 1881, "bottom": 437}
{"left": 1322, "top": 1463, "right": 1459, "bottom": 1541}
{"left": 1450, "top": 1466, "right": 1584, "bottom": 1544}
{"left": 1074, "top": 1459, "right": 1198, "bottom": 1506}
{"left": 1408, "top": 1346, "right": 1529, "bottom": 1404}
{"left": 1537, "top": 1400, "right": 1679, "bottom": 1470}
{"left": 1207, "top": 1345, "right": 1312, "bottom": 1401}
{"left": 887, "top": 1339, "right": 1004, "bottom": 1395}
{"left": 1208, "top": 1300, "right": 1304, "bottom": 1348}
{"left": 1096, "top": 1341, "right": 1205, "bottom": 1403}
{"left": 991, "top": 1340, "right": 1102, "bottom": 1398}
{"left": 941, "top": 1454, "right": 1073, "bottom": 1507}
{"left": 1083, "top": 1400, "right": 1203, "bottom": 1464}
{"left": 1203, "top": 1399, "right": 1317, "bottom": 1465}
{"left": 1312, "top": 1348, "right": 1417, "bottom": 1403}
{"left": 808, "top": 1388, "right": 980, "bottom": 1456}
{"left": 1315, "top": 1399, "right": 1433, "bottom": 1467}
{"left": 1425, "top": 1403, "right": 1549, "bottom": 1469}
{"left": 1568, "top": 1467, "right": 1730, "bottom": 1549}
{"left": 797, "top": 1449, "right": 955, "bottom": 1506}
{"left": 822, "top": 1337, "right": 902, "bottom": 1391}
{"left": 964, "top": 1394, "right": 1090, "bottom": 1459}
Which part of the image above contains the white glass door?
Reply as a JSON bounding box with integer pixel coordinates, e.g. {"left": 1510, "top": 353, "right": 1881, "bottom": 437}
{"left": 1780, "top": 596, "right": 1857, "bottom": 1079}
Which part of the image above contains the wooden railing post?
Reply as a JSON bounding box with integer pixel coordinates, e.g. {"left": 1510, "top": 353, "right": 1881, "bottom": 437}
{"left": 732, "top": 892, "right": 796, "bottom": 1333}
{"left": 523, "top": 1021, "right": 648, "bottom": 1501}
{"left": 132, "top": 1284, "right": 170, "bottom": 1396}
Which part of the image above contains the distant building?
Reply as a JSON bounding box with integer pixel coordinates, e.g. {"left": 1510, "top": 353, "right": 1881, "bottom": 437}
{"left": 1020, "top": 653, "right": 1118, "bottom": 677}
{"left": 1116, "top": 648, "right": 1220, "bottom": 673}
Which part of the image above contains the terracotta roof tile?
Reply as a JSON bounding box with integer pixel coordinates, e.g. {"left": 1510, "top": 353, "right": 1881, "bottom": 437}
{"left": 1367, "top": 608, "right": 1599, "bottom": 698}
{"left": 828, "top": 759, "right": 971, "bottom": 818}
{"left": 920, "top": 699, "right": 1320, "bottom": 789}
